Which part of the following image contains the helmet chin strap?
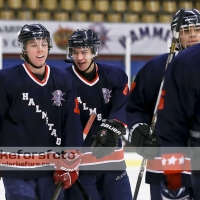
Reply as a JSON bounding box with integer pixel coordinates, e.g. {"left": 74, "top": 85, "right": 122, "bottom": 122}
{"left": 73, "top": 59, "right": 95, "bottom": 74}
{"left": 22, "top": 52, "right": 47, "bottom": 69}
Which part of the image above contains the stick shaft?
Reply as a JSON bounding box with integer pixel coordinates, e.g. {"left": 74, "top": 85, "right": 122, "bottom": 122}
{"left": 132, "top": 159, "right": 147, "bottom": 200}
{"left": 51, "top": 181, "right": 62, "bottom": 200}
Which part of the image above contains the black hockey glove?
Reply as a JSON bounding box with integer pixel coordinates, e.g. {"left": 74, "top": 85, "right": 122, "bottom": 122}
{"left": 129, "top": 123, "right": 160, "bottom": 159}
{"left": 91, "top": 119, "right": 126, "bottom": 159}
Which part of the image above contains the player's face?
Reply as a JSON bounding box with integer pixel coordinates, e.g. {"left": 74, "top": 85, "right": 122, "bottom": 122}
{"left": 71, "top": 47, "right": 94, "bottom": 72}
{"left": 26, "top": 38, "right": 48, "bottom": 67}
{"left": 179, "top": 25, "right": 200, "bottom": 49}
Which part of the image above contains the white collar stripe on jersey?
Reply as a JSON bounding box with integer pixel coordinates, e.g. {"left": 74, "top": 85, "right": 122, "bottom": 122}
{"left": 72, "top": 65, "right": 99, "bottom": 86}
{"left": 22, "top": 64, "right": 50, "bottom": 86}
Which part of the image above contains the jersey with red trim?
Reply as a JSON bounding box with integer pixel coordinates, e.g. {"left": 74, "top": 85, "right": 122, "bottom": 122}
{"left": 126, "top": 53, "right": 169, "bottom": 126}
{"left": 126, "top": 52, "right": 192, "bottom": 186}
{"left": 0, "top": 64, "right": 83, "bottom": 179}
{"left": 67, "top": 62, "right": 128, "bottom": 171}
{"left": 157, "top": 43, "right": 200, "bottom": 176}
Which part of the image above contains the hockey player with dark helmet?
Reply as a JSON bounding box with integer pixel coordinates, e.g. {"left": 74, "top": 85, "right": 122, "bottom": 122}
{"left": 18, "top": 23, "right": 53, "bottom": 69}
{"left": 126, "top": 8, "right": 200, "bottom": 200}
{"left": 65, "top": 29, "right": 132, "bottom": 200}
{"left": 171, "top": 8, "right": 200, "bottom": 50}
{"left": 0, "top": 23, "right": 83, "bottom": 199}
{"left": 66, "top": 29, "right": 100, "bottom": 75}
{"left": 171, "top": 8, "right": 200, "bottom": 30}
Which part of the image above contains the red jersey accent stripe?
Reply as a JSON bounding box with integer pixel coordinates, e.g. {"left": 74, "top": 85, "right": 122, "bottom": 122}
{"left": 162, "top": 153, "right": 185, "bottom": 174}
{"left": 146, "top": 157, "right": 191, "bottom": 172}
{"left": 146, "top": 158, "right": 163, "bottom": 171}
{"left": 158, "top": 90, "right": 166, "bottom": 110}
{"left": 130, "top": 82, "right": 136, "bottom": 92}
{"left": 23, "top": 63, "right": 49, "bottom": 85}
{"left": 123, "top": 83, "right": 129, "bottom": 95}
{"left": 80, "top": 148, "right": 124, "bottom": 166}
{"left": 74, "top": 98, "right": 80, "bottom": 114}
{"left": 73, "top": 64, "right": 99, "bottom": 85}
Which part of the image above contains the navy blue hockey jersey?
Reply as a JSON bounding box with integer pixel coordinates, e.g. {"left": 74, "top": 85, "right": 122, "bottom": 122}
{"left": 126, "top": 52, "right": 191, "bottom": 185}
{"left": 67, "top": 62, "right": 129, "bottom": 171}
{"left": 157, "top": 43, "right": 200, "bottom": 175}
{"left": 126, "top": 53, "right": 169, "bottom": 126}
{"left": 0, "top": 64, "right": 83, "bottom": 179}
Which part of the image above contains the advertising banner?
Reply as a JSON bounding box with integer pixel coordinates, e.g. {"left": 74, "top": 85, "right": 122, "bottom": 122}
{"left": 0, "top": 20, "right": 171, "bottom": 55}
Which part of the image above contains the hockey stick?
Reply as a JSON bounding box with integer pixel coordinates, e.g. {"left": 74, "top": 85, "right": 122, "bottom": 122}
{"left": 52, "top": 181, "right": 62, "bottom": 200}
{"left": 52, "top": 113, "right": 96, "bottom": 200}
{"left": 132, "top": 9, "right": 185, "bottom": 200}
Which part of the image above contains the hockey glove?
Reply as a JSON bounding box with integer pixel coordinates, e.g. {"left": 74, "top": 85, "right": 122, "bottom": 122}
{"left": 91, "top": 119, "right": 126, "bottom": 159}
{"left": 160, "top": 181, "right": 191, "bottom": 200}
{"left": 53, "top": 169, "right": 79, "bottom": 189}
{"left": 53, "top": 151, "right": 81, "bottom": 189}
{"left": 129, "top": 123, "right": 160, "bottom": 159}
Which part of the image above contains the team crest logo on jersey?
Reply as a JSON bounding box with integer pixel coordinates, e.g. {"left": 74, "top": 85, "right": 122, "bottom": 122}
{"left": 102, "top": 88, "right": 111, "bottom": 104}
{"left": 52, "top": 90, "right": 65, "bottom": 106}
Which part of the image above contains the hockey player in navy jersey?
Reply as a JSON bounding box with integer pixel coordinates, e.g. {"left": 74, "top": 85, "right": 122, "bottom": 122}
{"left": 0, "top": 24, "right": 83, "bottom": 200}
{"left": 65, "top": 29, "right": 132, "bottom": 200}
{"left": 126, "top": 9, "right": 200, "bottom": 200}
{"left": 156, "top": 40, "right": 200, "bottom": 199}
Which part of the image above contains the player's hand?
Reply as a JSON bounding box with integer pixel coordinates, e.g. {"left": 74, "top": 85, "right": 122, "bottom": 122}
{"left": 53, "top": 169, "right": 79, "bottom": 189}
{"left": 160, "top": 181, "right": 191, "bottom": 200}
{"left": 91, "top": 119, "right": 126, "bottom": 159}
{"left": 129, "top": 123, "right": 160, "bottom": 159}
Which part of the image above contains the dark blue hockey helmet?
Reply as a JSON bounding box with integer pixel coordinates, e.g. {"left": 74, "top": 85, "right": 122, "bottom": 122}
{"left": 67, "top": 29, "right": 100, "bottom": 60}
{"left": 171, "top": 9, "right": 200, "bottom": 31}
{"left": 18, "top": 23, "right": 53, "bottom": 50}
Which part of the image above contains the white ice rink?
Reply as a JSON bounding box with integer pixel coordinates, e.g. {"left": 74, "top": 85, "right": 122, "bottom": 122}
{"left": 126, "top": 153, "right": 150, "bottom": 200}
{"left": 0, "top": 153, "right": 150, "bottom": 200}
